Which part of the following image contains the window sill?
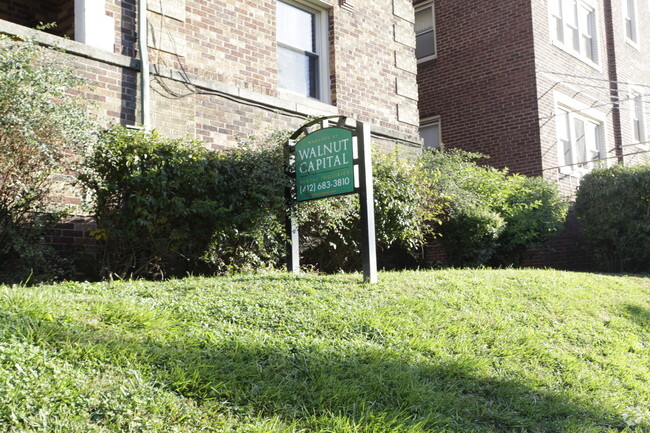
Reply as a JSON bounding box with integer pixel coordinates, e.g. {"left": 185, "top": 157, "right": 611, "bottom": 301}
{"left": 277, "top": 89, "right": 337, "bottom": 116}
{"left": 417, "top": 55, "right": 437, "bottom": 64}
{"left": 625, "top": 38, "right": 641, "bottom": 51}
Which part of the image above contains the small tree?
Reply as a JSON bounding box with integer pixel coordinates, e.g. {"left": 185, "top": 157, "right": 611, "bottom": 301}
{"left": 0, "top": 34, "right": 94, "bottom": 283}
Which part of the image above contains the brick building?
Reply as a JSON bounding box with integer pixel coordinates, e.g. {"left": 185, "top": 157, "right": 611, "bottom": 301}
{"left": 414, "top": 0, "right": 650, "bottom": 195}
{"left": 1, "top": 0, "right": 421, "bottom": 152}
{"left": 414, "top": 0, "right": 650, "bottom": 269}
{"left": 0, "top": 0, "right": 423, "bottom": 256}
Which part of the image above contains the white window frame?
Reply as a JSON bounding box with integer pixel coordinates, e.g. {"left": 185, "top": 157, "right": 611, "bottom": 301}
{"left": 554, "top": 93, "right": 607, "bottom": 175}
{"left": 75, "top": 0, "right": 115, "bottom": 52}
{"left": 623, "top": 0, "right": 640, "bottom": 47}
{"left": 276, "top": 0, "right": 330, "bottom": 103}
{"left": 420, "top": 116, "right": 442, "bottom": 149}
{"left": 549, "top": 0, "right": 600, "bottom": 66}
{"left": 415, "top": 1, "right": 437, "bottom": 63}
{"left": 630, "top": 88, "right": 648, "bottom": 149}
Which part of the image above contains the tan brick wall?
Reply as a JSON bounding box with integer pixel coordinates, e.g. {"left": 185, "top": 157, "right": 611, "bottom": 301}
{"left": 19, "top": 0, "right": 421, "bottom": 147}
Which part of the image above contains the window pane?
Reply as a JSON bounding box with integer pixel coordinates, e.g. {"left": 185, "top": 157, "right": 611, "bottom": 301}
{"left": 420, "top": 122, "right": 440, "bottom": 149}
{"left": 574, "top": 118, "right": 587, "bottom": 162}
{"left": 416, "top": 30, "right": 436, "bottom": 59}
{"left": 633, "top": 94, "right": 644, "bottom": 142}
{"left": 277, "top": 1, "right": 315, "bottom": 53}
{"left": 415, "top": 7, "right": 433, "bottom": 34}
{"left": 556, "top": 109, "right": 572, "bottom": 165}
{"left": 555, "top": 16, "right": 565, "bottom": 42}
{"left": 564, "top": 0, "right": 577, "bottom": 26}
{"left": 625, "top": 0, "right": 636, "bottom": 41}
{"left": 278, "top": 46, "right": 317, "bottom": 98}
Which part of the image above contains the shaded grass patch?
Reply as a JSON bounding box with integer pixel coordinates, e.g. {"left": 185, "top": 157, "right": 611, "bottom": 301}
{"left": 0, "top": 269, "right": 648, "bottom": 432}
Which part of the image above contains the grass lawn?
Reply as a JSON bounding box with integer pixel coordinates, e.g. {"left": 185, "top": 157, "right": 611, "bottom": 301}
{"left": 0, "top": 269, "right": 648, "bottom": 432}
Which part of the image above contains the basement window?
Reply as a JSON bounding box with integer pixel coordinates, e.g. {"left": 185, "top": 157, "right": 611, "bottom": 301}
{"left": 0, "top": 0, "right": 75, "bottom": 38}
{"left": 420, "top": 117, "right": 441, "bottom": 149}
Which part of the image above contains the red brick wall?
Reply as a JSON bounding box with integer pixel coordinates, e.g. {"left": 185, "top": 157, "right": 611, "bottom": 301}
{"left": 415, "top": 0, "right": 542, "bottom": 176}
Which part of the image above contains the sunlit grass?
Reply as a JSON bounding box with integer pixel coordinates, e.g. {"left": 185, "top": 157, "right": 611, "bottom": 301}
{"left": 1, "top": 269, "right": 648, "bottom": 432}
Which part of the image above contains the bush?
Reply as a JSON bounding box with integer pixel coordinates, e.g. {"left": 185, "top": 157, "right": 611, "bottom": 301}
{"left": 574, "top": 164, "right": 650, "bottom": 273}
{"left": 421, "top": 150, "right": 567, "bottom": 267}
{"left": 202, "top": 132, "right": 290, "bottom": 274}
{"left": 79, "top": 127, "right": 290, "bottom": 279}
{"left": 0, "top": 34, "right": 94, "bottom": 283}
{"left": 493, "top": 176, "right": 568, "bottom": 266}
{"left": 297, "top": 148, "right": 443, "bottom": 272}
{"left": 79, "top": 127, "right": 230, "bottom": 279}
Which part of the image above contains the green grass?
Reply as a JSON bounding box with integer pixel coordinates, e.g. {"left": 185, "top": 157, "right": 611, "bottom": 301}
{"left": 0, "top": 269, "right": 648, "bottom": 432}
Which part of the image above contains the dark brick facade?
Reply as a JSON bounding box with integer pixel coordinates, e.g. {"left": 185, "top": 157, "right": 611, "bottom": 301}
{"left": 416, "top": 0, "right": 650, "bottom": 181}
{"left": 415, "top": 0, "right": 650, "bottom": 270}
{"left": 415, "top": 0, "right": 542, "bottom": 176}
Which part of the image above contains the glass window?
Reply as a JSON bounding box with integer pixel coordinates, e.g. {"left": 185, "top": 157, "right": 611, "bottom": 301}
{"left": 624, "top": 0, "right": 638, "bottom": 43}
{"left": 632, "top": 91, "right": 646, "bottom": 145}
{"left": 556, "top": 106, "right": 603, "bottom": 171}
{"left": 277, "top": 0, "right": 324, "bottom": 100}
{"left": 415, "top": 2, "right": 436, "bottom": 61}
{"left": 420, "top": 119, "right": 441, "bottom": 149}
{"left": 550, "top": 0, "right": 598, "bottom": 63}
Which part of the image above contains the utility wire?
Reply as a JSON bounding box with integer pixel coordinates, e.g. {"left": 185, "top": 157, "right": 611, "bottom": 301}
{"left": 538, "top": 92, "right": 650, "bottom": 121}
{"left": 537, "top": 70, "right": 650, "bottom": 89}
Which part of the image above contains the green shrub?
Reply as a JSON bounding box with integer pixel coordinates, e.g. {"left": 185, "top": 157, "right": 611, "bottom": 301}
{"left": 79, "top": 127, "right": 291, "bottom": 279}
{"left": 574, "top": 164, "right": 650, "bottom": 273}
{"left": 202, "top": 132, "right": 290, "bottom": 273}
{"left": 0, "top": 35, "right": 94, "bottom": 283}
{"left": 493, "top": 176, "right": 568, "bottom": 266}
{"left": 421, "top": 150, "right": 507, "bottom": 267}
{"left": 80, "top": 127, "right": 232, "bottom": 279}
{"left": 421, "top": 150, "right": 566, "bottom": 267}
{"left": 297, "top": 148, "right": 442, "bottom": 272}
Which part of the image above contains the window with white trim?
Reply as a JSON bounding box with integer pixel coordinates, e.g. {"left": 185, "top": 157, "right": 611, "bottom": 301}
{"left": 550, "top": 0, "right": 598, "bottom": 64}
{"left": 631, "top": 90, "right": 647, "bottom": 148}
{"left": 276, "top": 0, "right": 328, "bottom": 101}
{"left": 555, "top": 105, "right": 604, "bottom": 172}
{"left": 623, "top": 0, "right": 639, "bottom": 45}
{"left": 415, "top": 2, "right": 436, "bottom": 61}
{"left": 420, "top": 117, "right": 441, "bottom": 149}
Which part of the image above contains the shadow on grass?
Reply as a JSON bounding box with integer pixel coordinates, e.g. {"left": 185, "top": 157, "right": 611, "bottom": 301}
{"left": 2, "top": 314, "right": 642, "bottom": 432}
{"left": 625, "top": 304, "right": 650, "bottom": 329}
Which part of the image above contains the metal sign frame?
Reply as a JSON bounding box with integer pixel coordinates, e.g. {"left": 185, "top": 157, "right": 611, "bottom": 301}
{"left": 284, "top": 115, "right": 377, "bottom": 283}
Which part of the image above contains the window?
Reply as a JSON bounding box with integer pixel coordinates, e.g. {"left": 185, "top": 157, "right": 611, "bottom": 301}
{"left": 555, "top": 105, "right": 604, "bottom": 172}
{"left": 0, "top": 0, "right": 74, "bottom": 39}
{"left": 623, "top": 0, "right": 639, "bottom": 45}
{"left": 276, "top": 0, "right": 328, "bottom": 101}
{"left": 0, "top": 0, "right": 114, "bottom": 51}
{"left": 631, "top": 91, "right": 646, "bottom": 147}
{"left": 415, "top": 2, "right": 436, "bottom": 61}
{"left": 550, "top": 0, "right": 598, "bottom": 64}
{"left": 420, "top": 118, "right": 441, "bottom": 149}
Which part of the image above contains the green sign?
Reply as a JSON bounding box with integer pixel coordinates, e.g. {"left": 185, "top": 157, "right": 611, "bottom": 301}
{"left": 295, "top": 127, "right": 354, "bottom": 201}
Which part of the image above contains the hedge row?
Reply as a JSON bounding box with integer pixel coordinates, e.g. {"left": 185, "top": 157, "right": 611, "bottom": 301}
{"left": 575, "top": 164, "right": 650, "bottom": 273}
{"left": 73, "top": 127, "right": 569, "bottom": 279}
